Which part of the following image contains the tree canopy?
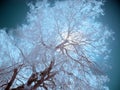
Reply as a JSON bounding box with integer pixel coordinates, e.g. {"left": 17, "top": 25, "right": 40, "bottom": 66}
{"left": 0, "top": 0, "right": 113, "bottom": 90}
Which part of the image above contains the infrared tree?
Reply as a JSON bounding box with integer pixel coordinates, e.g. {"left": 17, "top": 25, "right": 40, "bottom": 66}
{"left": 0, "top": 0, "right": 113, "bottom": 90}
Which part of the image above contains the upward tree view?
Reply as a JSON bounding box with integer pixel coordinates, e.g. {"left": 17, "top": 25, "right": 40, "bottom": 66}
{"left": 0, "top": 0, "right": 114, "bottom": 90}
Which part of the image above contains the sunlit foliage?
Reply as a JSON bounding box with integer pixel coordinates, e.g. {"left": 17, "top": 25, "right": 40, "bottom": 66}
{"left": 0, "top": 0, "right": 113, "bottom": 90}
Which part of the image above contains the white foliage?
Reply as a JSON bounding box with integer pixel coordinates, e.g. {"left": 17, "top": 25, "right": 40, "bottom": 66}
{"left": 0, "top": 0, "right": 113, "bottom": 90}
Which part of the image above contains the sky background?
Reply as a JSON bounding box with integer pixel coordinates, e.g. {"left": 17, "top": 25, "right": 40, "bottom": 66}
{"left": 100, "top": 0, "right": 120, "bottom": 89}
{"left": 0, "top": 0, "right": 120, "bottom": 90}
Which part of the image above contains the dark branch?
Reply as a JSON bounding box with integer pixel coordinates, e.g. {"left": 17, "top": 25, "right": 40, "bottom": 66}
{"left": 5, "top": 68, "right": 18, "bottom": 90}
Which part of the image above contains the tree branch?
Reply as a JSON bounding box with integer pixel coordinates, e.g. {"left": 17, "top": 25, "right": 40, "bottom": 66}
{"left": 5, "top": 68, "right": 18, "bottom": 90}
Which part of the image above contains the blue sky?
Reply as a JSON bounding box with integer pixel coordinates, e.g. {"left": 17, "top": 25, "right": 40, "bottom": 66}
{"left": 99, "top": 0, "right": 120, "bottom": 89}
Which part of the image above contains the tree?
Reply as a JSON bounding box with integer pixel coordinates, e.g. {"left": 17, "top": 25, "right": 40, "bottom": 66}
{"left": 0, "top": 0, "right": 113, "bottom": 90}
